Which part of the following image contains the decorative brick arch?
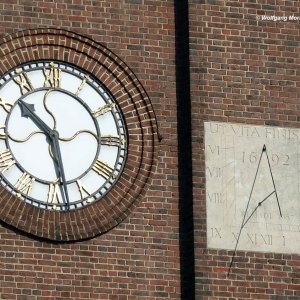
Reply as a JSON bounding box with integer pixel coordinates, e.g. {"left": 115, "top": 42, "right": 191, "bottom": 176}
{"left": 0, "top": 28, "right": 158, "bottom": 241}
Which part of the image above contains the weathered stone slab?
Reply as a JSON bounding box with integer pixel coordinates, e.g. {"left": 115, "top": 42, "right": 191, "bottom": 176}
{"left": 205, "top": 121, "right": 300, "bottom": 254}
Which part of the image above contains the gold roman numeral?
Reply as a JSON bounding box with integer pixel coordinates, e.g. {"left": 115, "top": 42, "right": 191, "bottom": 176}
{"left": 75, "top": 75, "right": 89, "bottom": 96}
{"left": 14, "top": 172, "right": 35, "bottom": 198}
{"left": 47, "top": 182, "right": 64, "bottom": 207}
{"left": 101, "top": 135, "right": 125, "bottom": 147}
{"left": 92, "top": 103, "right": 115, "bottom": 118}
{"left": 13, "top": 69, "right": 33, "bottom": 95}
{"left": 43, "top": 62, "right": 61, "bottom": 88}
{"left": 0, "top": 125, "right": 6, "bottom": 140}
{"left": 0, "top": 97, "right": 13, "bottom": 112}
{"left": 92, "top": 160, "right": 113, "bottom": 180}
{"left": 0, "top": 149, "right": 15, "bottom": 173}
{"left": 76, "top": 180, "right": 93, "bottom": 203}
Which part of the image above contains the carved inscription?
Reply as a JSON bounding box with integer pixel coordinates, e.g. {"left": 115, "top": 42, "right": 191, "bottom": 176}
{"left": 207, "top": 192, "right": 223, "bottom": 204}
{"left": 205, "top": 121, "right": 300, "bottom": 255}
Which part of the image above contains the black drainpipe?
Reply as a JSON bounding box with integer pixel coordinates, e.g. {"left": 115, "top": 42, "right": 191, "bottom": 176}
{"left": 174, "top": 0, "right": 196, "bottom": 299}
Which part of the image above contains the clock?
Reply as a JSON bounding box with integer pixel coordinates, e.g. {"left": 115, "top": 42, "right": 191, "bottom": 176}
{"left": 0, "top": 61, "right": 127, "bottom": 211}
{"left": 0, "top": 28, "right": 158, "bottom": 241}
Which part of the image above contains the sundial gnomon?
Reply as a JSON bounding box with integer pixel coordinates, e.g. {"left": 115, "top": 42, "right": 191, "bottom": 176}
{"left": 227, "top": 144, "right": 282, "bottom": 274}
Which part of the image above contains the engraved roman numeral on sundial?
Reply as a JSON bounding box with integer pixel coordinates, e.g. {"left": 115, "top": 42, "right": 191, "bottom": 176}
{"left": 0, "top": 149, "right": 15, "bottom": 173}
{"left": 14, "top": 172, "right": 35, "bottom": 198}
{"left": 47, "top": 182, "right": 64, "bottom": 207}
{"left": 92, "top": 160, "right": 113, "bottom": 180}
{"left": 43, "top": 62, "right": 61, "bottom": 88}
{"left": 92, "top": 103, "right": 115, "bottom": 118}
{"left": 76, "top": 180, "right": 93, "bottom": 203}
{"left": 101, "top": 135, "right": 125, "bottom": 147}
{"left": 13, "top": 69, "right": 33, "bottom": 95}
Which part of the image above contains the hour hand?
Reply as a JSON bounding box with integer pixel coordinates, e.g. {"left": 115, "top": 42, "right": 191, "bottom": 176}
{"left": 18, "top": 100, "right": 52, "bottom": 136}
{"left": 19, "top": 101, "right": 35, "bottom": 117}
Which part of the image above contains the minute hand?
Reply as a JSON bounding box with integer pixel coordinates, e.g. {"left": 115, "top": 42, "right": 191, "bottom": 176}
{"left": 50, "top": 131, "right": 70, "bottom": 210}
{"left": 18, "top": 100, "right": 52, "bottom": 136}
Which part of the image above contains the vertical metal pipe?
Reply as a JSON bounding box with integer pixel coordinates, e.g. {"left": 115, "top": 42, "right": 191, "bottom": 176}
{"left": 174, "top": 0, "right": 196, "bottom": 299}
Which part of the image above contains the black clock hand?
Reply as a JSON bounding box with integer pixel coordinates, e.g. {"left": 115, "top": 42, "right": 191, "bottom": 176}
{"left": 18, "top": 100, "right": 70, "bottom": 210}
{"left": 50, "top": 130, "right": 70, "bottom": 211}
{"left": 18, "top": 100, "right": 52, "bottom": 136}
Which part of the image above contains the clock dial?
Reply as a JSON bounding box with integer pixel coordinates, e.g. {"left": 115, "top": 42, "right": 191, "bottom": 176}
{"left": 0, "top": 61, "right": 127, "bottom": 211}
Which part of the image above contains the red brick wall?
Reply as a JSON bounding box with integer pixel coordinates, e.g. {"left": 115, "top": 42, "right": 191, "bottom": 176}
{"left": 191, "top": 1, "right": 300, "bottom": 299}
{"left": 0, "top": 1, "right": 181, "bottom": 299}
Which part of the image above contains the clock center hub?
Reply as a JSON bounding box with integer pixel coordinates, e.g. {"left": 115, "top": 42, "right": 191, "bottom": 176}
{"left": 50, "top": 129, "right": 59, "bottom": 139}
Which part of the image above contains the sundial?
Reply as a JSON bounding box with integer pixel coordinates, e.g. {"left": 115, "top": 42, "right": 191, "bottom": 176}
{"left": 205, "top": 121, "right": 300, "bottom": 259}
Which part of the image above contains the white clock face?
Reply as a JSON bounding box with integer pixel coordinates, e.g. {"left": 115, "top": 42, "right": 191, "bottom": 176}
{"left": 0, "top": 61, "right": 127, "bottom": 211}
